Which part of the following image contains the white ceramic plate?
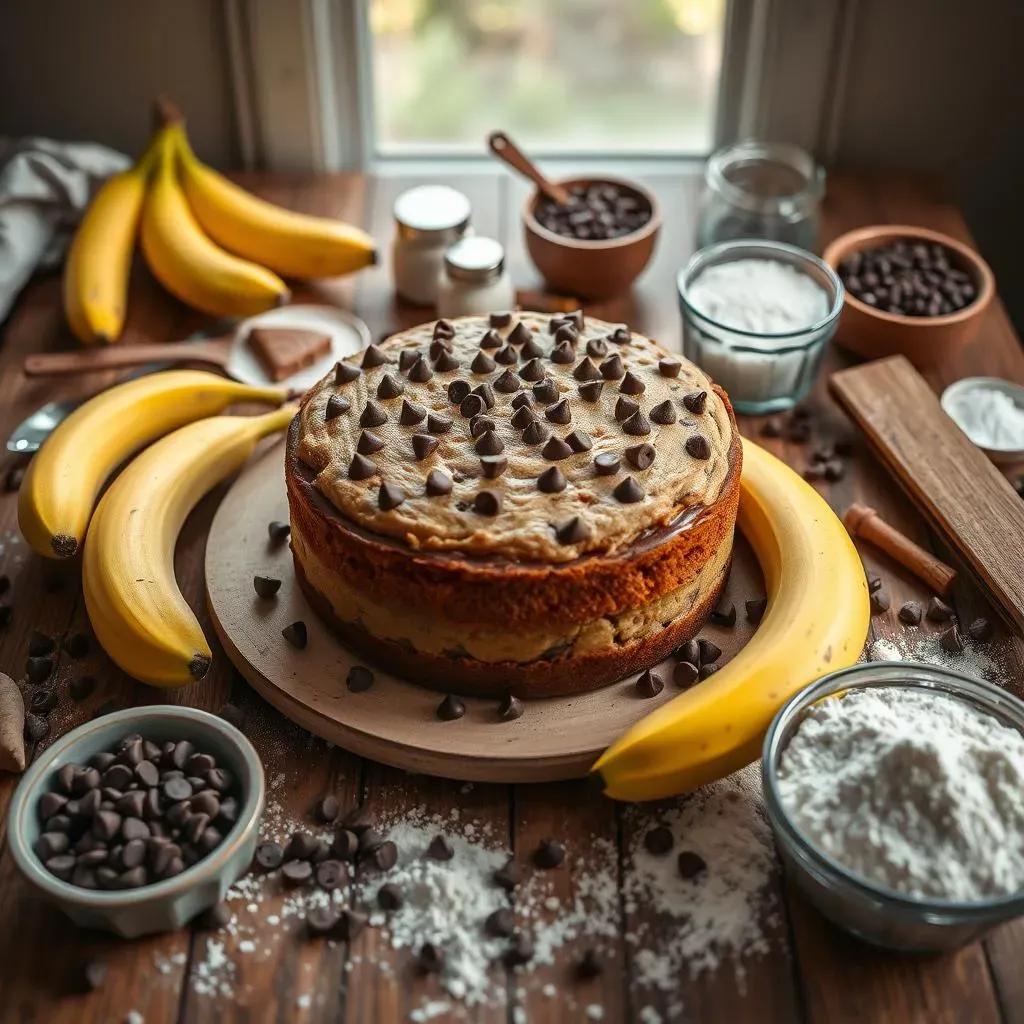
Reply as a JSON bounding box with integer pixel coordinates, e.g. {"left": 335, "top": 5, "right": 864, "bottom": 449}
{"left": 940, "top": 376, "right": 1024, "bottom": 466}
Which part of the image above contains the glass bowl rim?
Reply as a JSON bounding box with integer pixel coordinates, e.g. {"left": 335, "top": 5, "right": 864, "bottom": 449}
{"left": 762, "top": 660, "right": 1024, "bottom": 918}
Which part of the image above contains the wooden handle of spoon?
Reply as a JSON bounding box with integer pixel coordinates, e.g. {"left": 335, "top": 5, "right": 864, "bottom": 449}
{"left": 487, "top": 131, "right": 571, "bottom": 206}
{"left": 23, "top": 343, "right": 222, "bottom": 377}
{"left": 844, "top": 502, "right": 958, "bottom": 596}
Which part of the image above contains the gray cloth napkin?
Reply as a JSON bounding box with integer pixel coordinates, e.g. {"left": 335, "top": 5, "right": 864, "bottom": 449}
{"left": 0, "top": 137, "right": 130, "bottom": 325}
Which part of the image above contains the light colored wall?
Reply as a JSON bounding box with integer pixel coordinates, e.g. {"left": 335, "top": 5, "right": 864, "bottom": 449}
{"left": 0, "top": 0, "right": 239, "bottom": 167}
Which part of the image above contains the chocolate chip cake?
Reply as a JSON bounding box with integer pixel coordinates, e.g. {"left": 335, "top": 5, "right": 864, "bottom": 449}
{"left": 286, "top": 312, "right": 741, "bottom": 698}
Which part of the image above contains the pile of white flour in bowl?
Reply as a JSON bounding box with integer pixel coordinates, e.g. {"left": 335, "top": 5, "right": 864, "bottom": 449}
{"left": 777, "top": 686, "right": 1024, "bottom": 901}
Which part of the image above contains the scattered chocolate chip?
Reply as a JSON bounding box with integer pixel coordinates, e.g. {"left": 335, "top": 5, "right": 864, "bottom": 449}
{"left": 608, "top": 324, "right": 628, "bottom": 343}
{"left": 305, "top": 906, "right": 340, "bottom": 938}
{"left": 331, "top": 830, "right": 360, "bottom": 861}
{"left": 479, "top": 328, "right": 502, "bottom": 350}
{"left": 282, "top": 621, "right": 308, "bottom": 649}
{"left": 625, "top": 443, "right": 655, "bottom": 470}
{"left": 424, "top": 412, "right": 452, "bottom": 436}
{"left": 469, "top": 414, "right": 496, "bottom": 438}
{"left": 586, "top": 337, "right": 608, "bottom": 360}
{"left": 360, "top": 400, "right": 388, "bottom": 428}
{"left": 682, "top": 390, "right": 708, "bottom": 415}
{"left": 493, "top": 368, "right": 521, "bottom": 393}
{"left": 31, "top": 686, "right": 58, "bottom": 715}
{"left": 459, "top": 393, "right": 485, "bottom": 419}
{"left": 494, "top": 857, "right": 522, "bottom": 891}
{"left": 534, "top": 838, "right": 565, "bottom": 869}
{"left": 635, "top": 670, "right": 664, "bottom": 698}
{"left": 489, "top": 312, "right": 513, "bottom": 330}
{"left": 485, "top": 907, "right": 516, "bottom": 938}
{"left": 398, "top": 348, "right": 420, "bottom": 372}
{"left": 554, "top": 324, "right": 579, "bottom": 346}
{"left": 673, "top": 661, "right": 698, "bottom": 688}
{"left": 498, "top": 694, "right": 524, "bottom": 721}
{"left": 522, "top": 421, "right": 550, "bottom": 446}
{"left": 698, "top": 638, "right": 721, "bottom": 665}
{"left": 940, "top": 625, "right": 964, "bottom": 655}
{"left": 377, "top": 882, "right": 404, "bottom": 911}
{"left": 503, "top": 933, "right": 535, "bottom": 967}
{"left": 336, "top": 908, "right": 368, "bottom": 941}
{"left": 898, "top": 601, "right": 923, "bottom": 626}
{"left": 599, "top": 354, "right": 625, "bottom": 380}
{"left": 519, "top": 357, "right": 547, "bottom": 382}
{"left": 471, "top": 351, "right": 496, "bottom": 374}
{"left": 685, "top": 435, "right": 711, "bottom": 460}
{"left": 509, "top": 406, "right": 535, "bottom": 431}
{"left": 475, "top": 431, "right": 504, "bottom": 457}
{"left": 545, "top": 399, "right": 572, "bottom": 424}
{"left": 659, "top": 358, "right": 681, "bottom": 378}
{"left": 26, "top": 656, "right": 53, "bottom": 683}
{"left": 619, "top": 370, "right": 646, "bottom": 395}
{"left": 612, "top": 399, "right": 638, "bottom": 427}
{"left": 28, "top": 630, "right": 55, "bottom": 657}
{"left": 508, "top": 322, "right": 532, "bottom": 346}
{"left": 346, "top": 665, "right": 374, "bottom": 693}
{"left": 349, "top": 453, "right": 377, "bottom": 480}
{"left": 613, "top": 476, "right": 644, "bottom": 503}
{"left": 622, "top": 411, "right": 652, "bottom": 437}
{"left": 411, "top": 355, "right": 436, "bottom": 381}
{"left": 926, "top": 596, "right": 954, "bottom": 622}
{"left": 644, "top": 826, "right": 674, "bottom": 855}
{"left": 577, "top": 948, "right": 604, "bottom": 979}
{"left": 427, "top": 834, "right": 455, "bottom": 861}
{"left": 335, "top": 361, "right": 361, "bottom": 386}
{"left": 378, "top": 482, "right": 405, "bottom": 511}
{"left": 968, "top": 617, "right": 993, "bottom": 642}
{"left": 425, "top": 469, "right": 453, "bottom": 497}
{"left": 472, "top": 382, "right": 495, "bottom": 409}
{"left": 555, "top": 516, "right": 591, "bottom": 545}
{"left": 710, "top": 602, "right": 736, "bottom": 627}
{"left": 281, "top": 859, "right": 314, "bottom": 886}
{"left": 253, "top": 575, "right": 281, "bottom": 599}
{"left": 594, "top": 452, "right": 621, "bottom": 476}
{"left": 481, "top": 455, "right": 508, "bottom": 479}
{"left": 566, "top": 429, "right": 592, "bottom": 453}
{"left": 573, "top": 358, "right": 600, "bottom": 383}
{"left": 315, "top": 859, "right": 349, "bottom": 891}
{"left": 496, "top": 343, "right": 520, "bottom": 364}
{"left": 537, "top": 466, "right": 567, "bottom": 493}
{"left": 649, "top": 400, "right": 677, "bottom": 425}
{"left": 437, "top": 694, "right": 466, "bottom": 720}
{"left": 399, "top": 399, "right": 427, "bottom": 426}
{"left": 362, "top": 343, "right": 388, "bottom": 368}
{"left": 550, "top": 341, "right": 575, "bottom": 365}
{"left": 434, "top": 319, "right": 455, "bottom": 340}
{"left": 359, "top": 427, "right": 387, "bottom": 452}
{"left": 578, "top": 380, "right": 604, "bottom": 402}
{"left": 677, "top": 850, "right": 707, "bottom": 880}
{"left": 533, "top": 379, "right": 559, "bottom": 405}
{"left": 412, "top": 434, "right": 440, "bottom": 461}
{"left": 541, "top": 436, "right": 573, "bottom": 461}
{"left": 745, "top": 598, "right": 768, "bottom": 625}
{"left": 416, "top": 941, "right": 445, "bottom": 974}
{"left": 870, "top": 589, "right": 891, "bottom": 615}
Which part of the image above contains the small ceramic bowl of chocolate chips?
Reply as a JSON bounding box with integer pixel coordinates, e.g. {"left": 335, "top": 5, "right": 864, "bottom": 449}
{"left": 523, "top": 175, "right": 661, "bottom": 301}
{"left": 823, "top": 224, "right": 994, "bottom": 370}
{"left": 6, "top": 706, "right": 264, "bottom": 938}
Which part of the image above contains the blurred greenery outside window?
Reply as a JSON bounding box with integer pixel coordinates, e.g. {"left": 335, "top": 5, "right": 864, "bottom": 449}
{"left": 368, "top": 0, "right": 726, "bottom": 155}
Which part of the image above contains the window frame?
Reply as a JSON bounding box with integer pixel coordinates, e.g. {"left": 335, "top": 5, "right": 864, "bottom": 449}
{"left": 228, "top": 0, "right": 852, "bottom": 173}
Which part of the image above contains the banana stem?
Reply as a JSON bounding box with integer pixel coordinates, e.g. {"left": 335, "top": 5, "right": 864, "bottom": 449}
{"left": 250, "top": 404, "right": 299, "bottom": 439}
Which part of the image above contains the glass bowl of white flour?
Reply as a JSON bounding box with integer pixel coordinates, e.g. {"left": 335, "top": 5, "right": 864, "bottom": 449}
{"left": 677, "top": 240, "right": 844, "bottom": 414}
{"left": 762, "top": 661, "right": 1024, "bottom": 951}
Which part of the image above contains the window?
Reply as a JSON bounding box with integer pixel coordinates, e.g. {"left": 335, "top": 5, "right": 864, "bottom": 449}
{"left": 365, "top": 0, "right": 727, "bottom": 157}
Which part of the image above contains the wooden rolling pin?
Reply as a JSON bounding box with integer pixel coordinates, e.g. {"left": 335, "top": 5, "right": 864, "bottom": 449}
{"left": 844, "top": 503, "right": 957, "bottom": 596}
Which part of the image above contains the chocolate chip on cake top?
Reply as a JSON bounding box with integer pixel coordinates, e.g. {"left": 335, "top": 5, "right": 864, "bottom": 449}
{"left": 296, "top": 313, "right": 733, "bottom": 562}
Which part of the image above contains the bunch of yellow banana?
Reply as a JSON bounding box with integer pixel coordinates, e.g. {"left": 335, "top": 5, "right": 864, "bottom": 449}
{"left": 62, "top": 104, "right": 376, "bottom": 343}
{"left": 83, "top": 405, "right": 297, "bottom": 687}
{"left": 18, "top": 370, "right": 291, "bottom": 560}
{"left": 592, "top": 438, "right": 870, "bottom": 801}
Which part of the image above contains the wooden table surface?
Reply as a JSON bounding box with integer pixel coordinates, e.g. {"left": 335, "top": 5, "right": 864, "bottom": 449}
{"left": 1, "top": 169, "right": 1023, "bottom": 1024}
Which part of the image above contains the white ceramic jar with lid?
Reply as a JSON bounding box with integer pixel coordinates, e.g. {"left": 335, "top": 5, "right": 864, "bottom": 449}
{"left": 436, "top": 237, "right": 515, "bottom": 319}
{"left": 392, "top": 185, "right": 472, "bottom": 306}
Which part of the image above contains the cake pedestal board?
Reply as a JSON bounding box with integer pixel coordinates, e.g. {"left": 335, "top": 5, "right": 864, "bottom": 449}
{"left": 206, "top": 439, "right": 761, "bottom": 782}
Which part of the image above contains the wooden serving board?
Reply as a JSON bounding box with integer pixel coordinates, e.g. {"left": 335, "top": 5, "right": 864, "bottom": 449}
{"left": 205, "top": 439, "right": 760, "bottom": 782}
{"left": 830, "top": 354, "right": 1024, "bottom": 634}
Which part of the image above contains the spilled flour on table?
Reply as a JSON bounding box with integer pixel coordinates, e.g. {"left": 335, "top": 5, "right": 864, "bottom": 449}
{"left": 868, "top": 628, "right": 1007, "bottom": 685}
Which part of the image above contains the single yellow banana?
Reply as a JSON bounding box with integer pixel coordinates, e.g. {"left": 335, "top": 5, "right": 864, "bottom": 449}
{"left": 173, "top": 124, "right": 376, "bottom": 279}
{"left": 83, "top": 405, "right": 297, "bottom": 687}
{"left": 18, "top": 370, "right": 290, "bottom": 560}
{"left": 62, "top": 139, "right": 159, "bottom": 345}
{"left": 140, "top": 128, "right": 289, "bottom": 316}
{"left": 592, "top": 438, "right": 870, "bottom": 801}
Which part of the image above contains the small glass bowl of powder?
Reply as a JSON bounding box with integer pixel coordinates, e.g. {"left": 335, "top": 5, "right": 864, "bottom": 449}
{"left": 941, "top": 376, "right": 1024, "bottom": 467}
{"left": 677, "top": 240, "right": 844, "bottom": 414}
{"left": 762, "top": 661, "right": 1024, "bottom": 952}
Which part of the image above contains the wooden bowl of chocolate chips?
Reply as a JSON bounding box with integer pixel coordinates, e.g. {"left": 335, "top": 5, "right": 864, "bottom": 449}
{"left": 823, "top": 224, "right": 995, "bottom": 370}
{"left": 523, "top": 176, "right": 661, "bottom": 301}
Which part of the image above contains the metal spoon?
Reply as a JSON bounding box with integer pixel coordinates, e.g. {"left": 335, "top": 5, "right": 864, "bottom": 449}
{"left": 7, "top": 397, "right": 86, "bottom": 454}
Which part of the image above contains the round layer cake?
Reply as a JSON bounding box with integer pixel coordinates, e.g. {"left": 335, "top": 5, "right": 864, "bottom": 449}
{"left": 286, "top": 311, "right": 741, "bottom": 698}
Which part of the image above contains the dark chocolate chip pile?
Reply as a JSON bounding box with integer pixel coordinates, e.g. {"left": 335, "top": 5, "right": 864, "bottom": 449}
{"left": 533, "top": 181, "right": 651, "bottom": 242}
{"left": 838, "top": 240, "right": 977, "bottom": 317}
{"left": 35, "top": 732, "right": 241, "bottom": 890}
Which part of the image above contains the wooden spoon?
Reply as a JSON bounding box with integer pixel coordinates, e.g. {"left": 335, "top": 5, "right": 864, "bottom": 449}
{"left": 23, "top": 338, "right": 236, "bottom": 379}
{"left": 487, "top": 131, "right": 571, "bottom": 206}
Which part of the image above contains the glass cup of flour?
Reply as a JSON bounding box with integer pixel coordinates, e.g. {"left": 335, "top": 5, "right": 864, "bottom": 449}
{"left": 677, "top": 240, "right": 844, "bottom": 414}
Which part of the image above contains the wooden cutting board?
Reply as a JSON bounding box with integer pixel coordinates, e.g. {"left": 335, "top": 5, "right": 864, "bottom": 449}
{"left": 830, "top": 354, "right": 1024, "bottom": 634}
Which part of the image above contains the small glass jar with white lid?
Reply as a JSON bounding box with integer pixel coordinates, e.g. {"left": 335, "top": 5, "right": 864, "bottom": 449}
{"left": 391, "top": 185, "right": 472, "bottom": 306}
{"left": 436, "top": 237, "right": 515, "bottom": 319}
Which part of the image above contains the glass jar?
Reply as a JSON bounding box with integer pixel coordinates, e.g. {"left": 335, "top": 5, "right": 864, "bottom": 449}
{"left": 391, "top": 185, "right": 472, "bottom": 306}
{"left": 678, "top": 240, "right": 844, "bottom": 415}
{"left": 698, "top": 141, "right": 825, "bottom": 252}
{"left": 436, "top": 237, "right": 515, "bottom": 319}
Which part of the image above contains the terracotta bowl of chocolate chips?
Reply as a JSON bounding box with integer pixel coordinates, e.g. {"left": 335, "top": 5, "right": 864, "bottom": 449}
{"left": 6, "top": 706, "right": 264, "bottom": 938}
{"left": 823, "top": 224, "right": 994, "bottom": 370}
{"left": 523, "top": 176, "right": 661, "bottom": 301}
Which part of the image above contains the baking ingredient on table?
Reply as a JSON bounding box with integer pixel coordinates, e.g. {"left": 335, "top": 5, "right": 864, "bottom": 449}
{"left": 392, "top": 184, "right": 472, "bottom": 306}
{"left": 247, "top": 327, "right": 331, "bottom": 382}
{"left": 687, "top": 258, "right": 829, "bottom": 334}
{"left": 0, "top": 672, "right": 27, "bottom": 772}
{"left": 62, "top": 137, "right": 156, "bottom": 346}
{"left": 944, "top": 384, "right": 1024, "bottom": 450}
{"left": 435, "top": 236, "right": 515, "bottom": 318}
{"left": 141, "top": 126, "right": 290, "bottom": 317}
{"left": 83, "top": 405, "right": 297, "bottom": 687}
{"left": 868, "top": 629, "right": 1005, "bottom": 688}
{"left": 173, "top": 121, "right": 376, "bottom": 280}
{"left": 593, "top": 438, "right": 870, "bottom": 800}
{"left": 17, "top": 371, "right": 291, "bottom": 560}
{"left": 533, "top": 181, "right": 651, "bottom": 241}
{"left": 777, "top": 686, "right": 1024, "bottom": 900}
{"left": 34, "top": 730, "right": 242, "bottom": 890}
{"left": 838, "top": 239, "right": 977, "bottom": 316}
